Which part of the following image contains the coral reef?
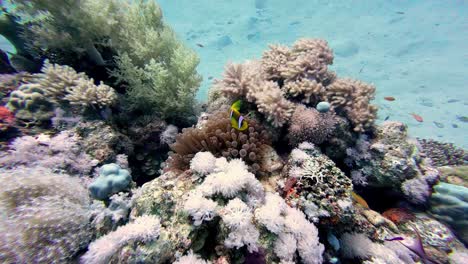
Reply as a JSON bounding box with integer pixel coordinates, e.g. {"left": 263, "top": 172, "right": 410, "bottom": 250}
{"left": 283, "top": 143, "right": 354, "bottom": 223}
{"left": 4, "top": 0, "right": 201, "bottom": 120}
{"left": 0, "top": 130, "right": 98, "bottom": 175}
{"left": 417, "top": 138, "right": 468, "bottom": 167}
{"left": 0, "top": 167, "right": 94, "bottom": 263}
{"left": 287, "top": 105, "right": 338, "bottom": 146}
{"left": 1, "top": 21, "right": 467, "bottom": 264}
{"left": 345, "top": 122, "right": 439, "bottom": 204}
{"left": 213, "top": 38, "right": 377, "bottom": 131}
{"left": 81, "top": 215, "right": 161, "bottom": 264}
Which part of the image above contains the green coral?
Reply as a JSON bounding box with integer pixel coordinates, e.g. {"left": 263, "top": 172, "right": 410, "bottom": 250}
{"left": 5, "top": 0, "right": 201, "bottom": 120}
{"left": 7, "top": 83, "right": 55, "bottom": 122}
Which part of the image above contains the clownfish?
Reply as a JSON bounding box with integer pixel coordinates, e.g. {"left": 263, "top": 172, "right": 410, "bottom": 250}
{"left": 230, "top": 100, "right": 248, "bottom": 131}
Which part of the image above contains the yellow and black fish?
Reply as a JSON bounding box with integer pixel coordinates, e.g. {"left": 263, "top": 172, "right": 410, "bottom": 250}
{"left": 230, "top": 100, "right": 248, "bottom": 131}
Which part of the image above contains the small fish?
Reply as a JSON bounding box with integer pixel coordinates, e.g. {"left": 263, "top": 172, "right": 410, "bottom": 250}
{"left": 351, "top": 192, "right": 369, "bottom": 209}
{"left": 385, "top": 237, "right": 404, "bottom": 242}
{"left": 456, "top": 115, "right": 468, "bottom": 123}
{"left": 452, "top": 124, "right": 458, "bottom": 128}
{"left": 384, "top": 115, "right": 390, "bottom": 121}
{"left": 230, "top": 100, "right": 248, "bottom": 131}
{"left": 384, "top": 96, "right": 396, "bottom": 101}
{"left": 196, "top": 43, "right": 204, "bottom": 47}
{"left": 208, "top": 76, "right": 213, "bottom": 80}
{"left": 433, "top": 121, "right": 444, "bottom": 128}
{"left": 410, "top": 113, "right": 424, "bottom": 122}
{"left": 396, "top": 11, "right": 405, "bottom": 14}
{"left": 398, "top": 224, "right": 441, "bottom": 264}
{"left": 447, "top": 99, "right": 459, "bottom": 103}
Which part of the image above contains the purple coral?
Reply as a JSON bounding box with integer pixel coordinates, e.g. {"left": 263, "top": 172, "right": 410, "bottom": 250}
{"left": 0, "top": 130, "right": 98, "bottom": 175}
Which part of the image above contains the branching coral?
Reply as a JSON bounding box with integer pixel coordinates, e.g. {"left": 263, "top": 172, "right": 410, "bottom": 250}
{"left": 6, "top": 0, "right": 201, "bottom": 120}
{"left": 168, "top": 110, "right": 272, "bottom": 173}
{"left": 215, "top": 62, "right": 295, "bottom": 127}
{"left": 7, "top": 61, "right": 117, "bottom": 123}
{"left": 213, "top": 38, "right": 376, "bottom": 131}
{"left": 325, "top": 78, "right": 377, "bottom": 132}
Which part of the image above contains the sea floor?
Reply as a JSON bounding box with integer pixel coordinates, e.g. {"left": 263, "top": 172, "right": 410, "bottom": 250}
{"left": 158, "top": 0, "right": 468, "bottom": 148}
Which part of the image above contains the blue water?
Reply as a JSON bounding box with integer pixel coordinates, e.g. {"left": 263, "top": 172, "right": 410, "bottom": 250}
{"left": 157, "top": 0, "right": 468, "bottom": 148}
{"left": 2, "top": 0, "right": 467, "bottom": 148}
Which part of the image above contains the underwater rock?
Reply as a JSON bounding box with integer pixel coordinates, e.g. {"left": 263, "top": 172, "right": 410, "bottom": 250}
{"left": 345, "top": 122, "right": 439, "bottom": 204}
{"left": 76, "top": 120, "right": 134, "bottom": 163}
{"left": 127, "top": 171, "right": 193, "bottom": 263}
{"left": 284, "top": 143, "right": 354, "bottom": 224}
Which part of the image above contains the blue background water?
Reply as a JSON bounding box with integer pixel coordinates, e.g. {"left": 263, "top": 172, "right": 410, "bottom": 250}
{"left": 1, "top": 0, "right": 467, "bottom": 148}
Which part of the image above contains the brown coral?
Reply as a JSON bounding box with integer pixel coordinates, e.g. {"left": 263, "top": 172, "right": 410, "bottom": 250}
{"left": 325, "top": 78, "right": 377, "bottom": 132}
{"left": 168, "top": 110, "right": 272, "bottom": 173}
{"left": 283, "top": 78, "right": 325, "bottom": 104}
{"left": 214, "top": 38, "right": 377, "bottom": 132}
{"left": 287, "top": 105, "right": 338, "bottom": 146}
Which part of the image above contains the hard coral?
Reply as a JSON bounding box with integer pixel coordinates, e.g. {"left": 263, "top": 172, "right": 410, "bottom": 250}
{"left": 287, "top": 105, "right": 338, "bottom": 146}
{"left": 417, "top": 138, "right": 468, "bottom": 167}
{"left": 168, "top": 110, "right": 272, "bottom": 173}
{"left": 285, "top": 144, "right": 353, "bottom": 222}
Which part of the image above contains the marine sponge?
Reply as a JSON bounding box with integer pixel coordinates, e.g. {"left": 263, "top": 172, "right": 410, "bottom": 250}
{"left": 0, "top": 167, "right": 93, "bottom": 263}
{"left": 168, "top": 110, "right": 272, "bottom": 173}
{"left": 89, "top": 163, "right": 132, "bottom": 200}
{"left": 287, "top": 105, "right": 338, "bottom": 146}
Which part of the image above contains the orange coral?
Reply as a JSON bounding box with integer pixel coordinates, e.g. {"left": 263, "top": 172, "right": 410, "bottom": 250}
{"left": 0, "top": 106, "right": 15, "bottom": 131}
{"left": 168, "top": 110, "right": 272, "bottom": 173}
